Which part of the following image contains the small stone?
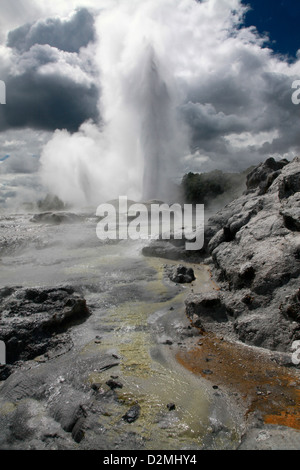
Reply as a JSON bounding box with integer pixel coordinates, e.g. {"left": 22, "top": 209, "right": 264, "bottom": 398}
{"left": 106, "top": 379, "right": 123, "bottom": 390}
{"left": 164, "top": 339, "right": 173, "bottom": 345}
{"left": 122, "top": 404, "right": 141, "bottom": 423}
{"left": 71, "top": 417, "right": 85, "bottom": 443}
{"left": 91, "top": 382, "right": 101, "bottom": 391}
{"left": 167, "top": 403, "right": 176, "bottom": 411}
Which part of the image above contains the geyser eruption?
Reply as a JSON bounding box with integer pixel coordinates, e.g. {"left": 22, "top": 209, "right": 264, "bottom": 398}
{"left": 39, "top": 0, "right": 190, "bottom": 207}
{"left": 39, "top": 0, "right": 246, "bottom": 208}
{"left": 134, "top": 44, "right": 184, "bottom": 202}
{"left": 95, "top": 0, "right": 188, "bottom": 203}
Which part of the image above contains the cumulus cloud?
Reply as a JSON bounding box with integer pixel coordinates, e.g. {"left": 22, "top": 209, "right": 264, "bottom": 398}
{"left": 7, "top": 8, "right": 95, "bottom": 53}
{"left": 0, "top": 8, "right": 99, "bottom": 133}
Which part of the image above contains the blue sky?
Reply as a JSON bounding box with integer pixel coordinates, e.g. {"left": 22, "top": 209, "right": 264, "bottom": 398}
{"left": 242, "top": 0, "right": 300, "bottom": 58}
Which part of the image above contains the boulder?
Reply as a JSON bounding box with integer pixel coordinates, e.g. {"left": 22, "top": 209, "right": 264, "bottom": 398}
{"left": 168, "top": 264, "right": 196, "bottom": 284}
{"left": 0, "top": 286, "right": 90, "bottom": 377}
{"left": 185, "top": 292, "right": 228, "bottom": 329}
{"left": 193, "top": 157, "right": 300, "bottom": 353}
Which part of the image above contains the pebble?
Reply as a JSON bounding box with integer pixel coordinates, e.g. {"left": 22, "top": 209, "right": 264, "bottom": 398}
{"left": 122, "top": 404, "right": 141, "bottom": 423}
{"left": 106, "top": 379, "right": 123, "bottom": 390}
{"left": 167, "top": 403, "right": 176, "bottom": 411}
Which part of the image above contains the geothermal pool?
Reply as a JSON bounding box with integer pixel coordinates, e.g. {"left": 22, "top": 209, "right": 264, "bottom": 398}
{"left": 0, "top": 211, "right": 244, "bottom": 450}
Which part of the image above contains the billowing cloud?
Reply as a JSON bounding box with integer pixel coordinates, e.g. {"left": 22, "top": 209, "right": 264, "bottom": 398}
{"left": 7, "top": 8, "right": 95, "bottom": 53}
{"left": 0, "top": 8, "right": 99, "bottom": 133}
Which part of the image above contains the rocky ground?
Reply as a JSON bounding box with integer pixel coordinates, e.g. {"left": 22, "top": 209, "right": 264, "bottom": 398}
{"left": 0, "top": 156, "right": 299, "bottom": 450}
{"left": 143, "top": 156, "right": 300, "bottom": 447}
{"left": 144, "top": 156, "right": 300, "bottom": 354}
{"left": 188, "top": 156, "right": 300, "bottom": 354}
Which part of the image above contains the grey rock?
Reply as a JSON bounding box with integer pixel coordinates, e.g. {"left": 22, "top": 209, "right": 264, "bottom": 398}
{"left": 167, "top": 264, "right": 196, "bottom": 284}
{"left": 185, "top": 292, "right": 228, "bottom": 329}
{"left": 245, "top": 157, "right": 289, "bottom": 195}
{"left": 194, "top": 157, "right": 300, "bottom": 353}
{"left": 106, "top": 379, "right": 123, "bottom": 390}
{"left": 0, "top": 286, "right": 90, "bottom": 377}
{"left": 122, "top": 404, "right": 141, "bottom": 423}
{"left": 141, "top": 157, "right": 300, "bottom": 354}
{"left": 142, "top": 240, "right": 202, "bottom": 261}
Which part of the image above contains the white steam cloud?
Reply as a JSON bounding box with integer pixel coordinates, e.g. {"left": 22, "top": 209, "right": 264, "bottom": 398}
{"left": 40, "top": 0, "right": 196, "bottom": 206}
{"left": 38, "top": 0, "right": 300, "bottom": 208}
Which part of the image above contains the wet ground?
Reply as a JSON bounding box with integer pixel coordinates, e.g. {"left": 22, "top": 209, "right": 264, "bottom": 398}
{"left": 0, "top": 212, "right": 299, "bottom": 450}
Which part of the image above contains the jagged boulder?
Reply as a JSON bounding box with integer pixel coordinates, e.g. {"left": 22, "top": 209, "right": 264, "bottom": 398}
{"left": 245, "top": 157, "right": 289, "bottom": 195}
{"left": 167, "top": 264, "right": 196, "bottom": 283}
{"left": 0, "top": 286, "right": 90, "bottom": 378}
{"left": 189, "top": 157, "right": 300, "bottom": 353}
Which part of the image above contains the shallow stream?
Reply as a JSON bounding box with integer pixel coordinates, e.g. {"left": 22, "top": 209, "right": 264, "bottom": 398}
{"left": 0, "top": 213, "right": 244, "bottom": 449}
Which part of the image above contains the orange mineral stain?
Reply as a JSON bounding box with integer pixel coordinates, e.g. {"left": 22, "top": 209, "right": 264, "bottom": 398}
{"left": 176, "top": 332, "right": 300, "bottom": 430}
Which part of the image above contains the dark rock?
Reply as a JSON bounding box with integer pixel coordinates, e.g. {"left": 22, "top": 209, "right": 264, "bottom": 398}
{"left": 49, "top": 390, "right": 88, "bottom": 433}
{"left": 0, "top": 286, "right": 90, "bottom": 371}
{"left": 278, "top": 170, "right": 300, "bottom": 200}
{"left": 166, "top": 264, "right": 196, "bottom": 284}
{"left": 106, "top": 379, "right": 123, "bottom": 390}
{"left": 142, "top": 241, "right": 202, "bottom": 261}
{"left": 122, "top": 404, "right": 141, "bottom": 423}
{"left": 167, "top": 403, "right": 176, "bottom": 411}
{"left": 164, "top": 339, "right": 173, "bottom": 345}
{"left": 71, "top": 417, "right": 86, "bottom": 443}
{"left": 280, "top": 288, "right": 300, "bottom": 322}
{"left": 193, "top": 157, "right": 300, "bottom": 353}
{"left": 185, "top": 292, "right": 228, "bottom": 329}
{"left": 246, "top": 157, "right": 289, "bottom": 195}
{"left": 91, "top": 383, "right": 102, "bottom": 391}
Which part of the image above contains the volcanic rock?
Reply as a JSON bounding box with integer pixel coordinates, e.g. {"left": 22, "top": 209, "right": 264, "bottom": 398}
{"left": 187, "top": 157, "right": 300, "bottom": 353}
{"left": 0, "top": 286, "right": 90, "bottom": 378}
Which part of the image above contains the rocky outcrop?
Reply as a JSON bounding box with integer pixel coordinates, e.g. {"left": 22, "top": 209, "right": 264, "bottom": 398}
{"left": 186, "top": 157, "right": 300, "bottom": 354}
{"left": 30, "top": 212, "right": 82, "bottom": 224}
{"left": 0, "top": 286, "right": 90, "bottom": 379}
